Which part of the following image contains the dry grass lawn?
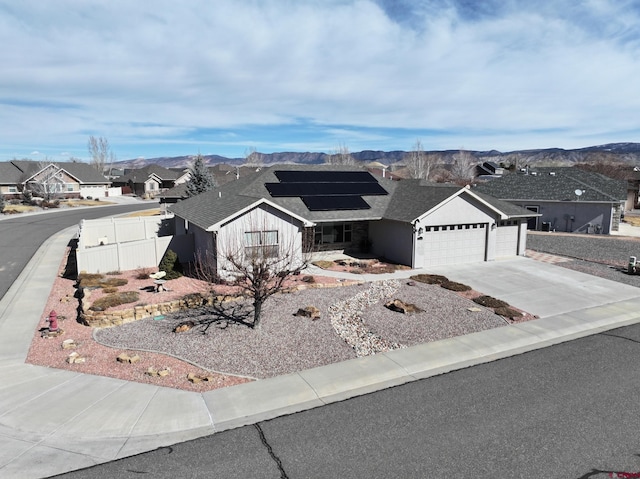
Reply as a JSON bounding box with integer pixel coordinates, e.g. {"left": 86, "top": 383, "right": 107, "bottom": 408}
{"left": 624, "top": 216, "right": 640, "bottom": 227}
{"left": 61, "top": 199, "right": 116, "bottom": 207}
{"left": 123, "top": 208, "right": 162, "bottom": 217}
{"left": 1, "top": 204, "right": 38, "bottom": 213}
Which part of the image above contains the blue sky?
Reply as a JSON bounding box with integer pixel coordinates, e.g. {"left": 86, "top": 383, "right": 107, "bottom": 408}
{"left": 1, "top": 0, "right": 639, "bottom": 162}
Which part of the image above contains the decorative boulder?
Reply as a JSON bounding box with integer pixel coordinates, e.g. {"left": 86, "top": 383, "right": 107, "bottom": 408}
{"left": 174, "top": 321, "right": 196, "bottom": 333}
{"left": 293, "top": 306, "right": 321, "bottom": 320}
{"left": 384, "top": 299, "right": 422, "bottom": 315}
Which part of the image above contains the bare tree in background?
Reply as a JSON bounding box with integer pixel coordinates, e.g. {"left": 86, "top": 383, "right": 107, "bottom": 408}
{"left": 325, "top": 144, "right": 356, "bottom": 165}
{"left": 450, "top": 149, "right": 477, "bottom": 184}
{"left": 27, "top": 160, "right": 64, "bottom": 201}
{"left": 87, "top": 136, "right": 115, "bottom": 173}
{"left": 405, "top": 139, "right": 437, "bottom": 180}
{"left": 244, "top": 147, "right": 264, "bottom": 166}
{"left": 194, "top": 214, "right": 313, "bottom": 330}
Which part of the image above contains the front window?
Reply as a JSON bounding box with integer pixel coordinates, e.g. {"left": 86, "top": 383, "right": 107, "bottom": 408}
{"left": 244, "top": 230, "right": 279, "bottom": 258}
{"left": 314, "top": 222, "right": 352, "bottom": 245}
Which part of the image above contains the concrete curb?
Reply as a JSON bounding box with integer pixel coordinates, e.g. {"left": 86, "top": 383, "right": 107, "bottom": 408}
{"left": 3, "top": 228, "right": 640, "bottom": 478}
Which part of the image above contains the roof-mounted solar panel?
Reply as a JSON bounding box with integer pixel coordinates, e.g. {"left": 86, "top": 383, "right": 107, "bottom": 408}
{"left": 302, "top": 195, "right": 370, "bottom": 211}
{"left": 266, "top": 182, "right": 387, "bottom": 197}
{"left": 275, "top": 171, "right": 378, "bottom": 183}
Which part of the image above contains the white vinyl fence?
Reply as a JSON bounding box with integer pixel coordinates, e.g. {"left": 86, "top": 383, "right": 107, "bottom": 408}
{"left": 76, "top": 215, "right": 194, "bottom": 274}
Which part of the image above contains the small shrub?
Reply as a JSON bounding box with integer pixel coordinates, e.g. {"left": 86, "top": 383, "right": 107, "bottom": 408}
{"left": 159, "top": 249, "right": 183, "bottom": 280}
{"left": 90, "top": 291, "right": 139, "bottom": 310}
{"left": 78, "top": 273, "right": 105, "bottom": 288}
{"left": 22, "top": 190, "right": 33, "bottom": 204}
{"left": 494, "top": 306, "right": 521, "bottom": 319}
{"left": 411, "top": 274, "right": 449, "bottom": 285}
{"left": 440, "top": 280, "right": 471, "bottom": 292}
{"left": 106, "top": 270, "right": 122, "bottom": 276}
{"left": 41, "top": 200, "right": 60, "bottom": 209}
{"left": 101, "top": 277, "right": 128, "bottom": 287}
{"left": 102, "top": 286, "right": 118, "bottom": 294}
{"left": 0, "top": 194, "right": 5, "bottom": 212}
{"left": 135, "top": 267, "right": 153, "bottom": 280}
{"left": 473, "top": 295, "right": 509, "bottom": 308}
{"left": 78, "top": 274, "right": 128, "bottom": 289}
{"left": 301, "top": 275, "right": 315, "bottom": 283}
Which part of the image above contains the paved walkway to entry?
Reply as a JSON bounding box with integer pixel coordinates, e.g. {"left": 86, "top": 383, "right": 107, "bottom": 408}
{"left": 2, "top": 231, "right": 640, "bottom": 478}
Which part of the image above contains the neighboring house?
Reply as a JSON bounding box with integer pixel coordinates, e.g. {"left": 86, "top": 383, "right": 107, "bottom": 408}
{"left": 111, "top": 165, "right": 190, "bottom": 197}
{"left": 0, "top": 160, "right": 111, "bottom": 199}
{"left": 158, "top": 164, "right": 265, "bottom": 204}
{"left": 168, "top": 165, "right": 536, "bottom": 274}
{"left": 473, "top": 167, "right": 626, "bottom": 234}
{"left": 476, "top": 161, "right": 505, "bottom": 178}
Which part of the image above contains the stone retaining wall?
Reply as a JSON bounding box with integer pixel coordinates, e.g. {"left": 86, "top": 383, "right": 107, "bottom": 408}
{"left": 79, "top": 280, "right": 363, "bottom": 328}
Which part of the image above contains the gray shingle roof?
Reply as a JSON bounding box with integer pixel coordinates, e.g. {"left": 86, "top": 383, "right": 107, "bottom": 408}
{"left": 118, "top": 165, "right": 182, "bottom": 183}
{"left": 169, "top": 164, "right": 533, "bottom": 229}
{"left": 0, "top": 163, "right": 23, "bottom": 184}
{"left": 0, "top": 161, "right": 109, "bottom": 184}
{"left": 383, "top": 180, "right": 460, "bottom": 222}
{"left": 473, "top": 167, "right": 626, "bottom": 203}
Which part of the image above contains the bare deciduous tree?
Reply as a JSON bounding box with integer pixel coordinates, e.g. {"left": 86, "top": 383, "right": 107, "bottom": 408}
{"left": 325, "top": 144, "right": 356, "bottom": 165}
{"left": 244, "top": 146, "right": 264, "bottom": 166}
{"left": 28, "top": 160, "right": 64, "bottom": 201}
{"left": 87, "top": 136, "right": 115, "bottom": 173}
{"left": 194, "top": 212, "right": 313, "bottom": 329}
{"left": 405, "top": 139, "right": 437, "bottom": 180}
{"left": 450, "top": 148, "right": 477, "bottom": 184}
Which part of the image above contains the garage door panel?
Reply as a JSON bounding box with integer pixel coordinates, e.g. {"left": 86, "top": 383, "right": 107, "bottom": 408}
{"left": 420, "top": 223, "right": 486, "bottom": 266}
{"left": 496, "top": 225, "right": 518, "bottom": 257}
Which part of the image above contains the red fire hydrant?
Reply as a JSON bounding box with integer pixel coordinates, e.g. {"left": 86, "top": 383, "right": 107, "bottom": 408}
{"left": 47, "top": 310, "right": 58, "bottom": 332}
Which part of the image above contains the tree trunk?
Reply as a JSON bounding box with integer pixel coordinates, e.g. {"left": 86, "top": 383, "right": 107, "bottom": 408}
{"left": 253, "top": 300, "right": 263, "bottom": 329}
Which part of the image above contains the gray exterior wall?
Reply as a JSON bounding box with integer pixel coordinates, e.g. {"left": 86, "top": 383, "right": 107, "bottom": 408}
{"left": 369, "top": 219, "right": 414, "bottom": 266}
{"left": 512, "top": 200, "right": 618, "bottom": 234}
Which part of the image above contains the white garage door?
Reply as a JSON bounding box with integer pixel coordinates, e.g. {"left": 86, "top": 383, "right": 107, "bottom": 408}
{"left": 420, "top": 223, "right": 487, "bottom": 266}
{"left": 496, "top": 222, "right": 519, "bottom": 257}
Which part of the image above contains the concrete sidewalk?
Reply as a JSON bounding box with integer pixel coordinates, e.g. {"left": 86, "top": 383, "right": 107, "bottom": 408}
{"left": 2, "top": 234, "right": 640, "bottom": 478}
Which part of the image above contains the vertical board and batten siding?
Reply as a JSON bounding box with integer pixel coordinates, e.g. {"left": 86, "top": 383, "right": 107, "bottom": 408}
{"left": 214, "top": 204, "right": 305, "bottom": 275}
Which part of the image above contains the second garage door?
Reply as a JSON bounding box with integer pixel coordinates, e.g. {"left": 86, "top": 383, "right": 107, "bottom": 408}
{"left": 420, "top": 223, "right": 487, "bottom": 266}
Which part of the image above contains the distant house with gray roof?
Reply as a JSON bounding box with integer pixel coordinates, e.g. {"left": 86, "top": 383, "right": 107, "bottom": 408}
{"left": 0, "top": 160, "right": 111, "bottom": 199}
{"left": 473, "top": 167, "right": 626, "bottom": 234}
{"left": 111, "top": 165, "right": 190, "bottom": 197}
{"left": 169, "top": 164, "right": 536, "bottom": 272}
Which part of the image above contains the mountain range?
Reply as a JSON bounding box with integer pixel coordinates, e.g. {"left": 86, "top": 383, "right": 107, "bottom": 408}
{"left": 113, "top": 142, "right": 640, "bottom": 169}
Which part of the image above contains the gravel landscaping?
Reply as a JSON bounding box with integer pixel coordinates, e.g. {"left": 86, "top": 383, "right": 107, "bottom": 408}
{"left": 32, "top": 228, "right": 640, "bottom": 391}
{"left": 94, "top": 279, "right": 505, "bottom": 379}
{"left": 527, "top": 232, "right": 640, "bottom": 288}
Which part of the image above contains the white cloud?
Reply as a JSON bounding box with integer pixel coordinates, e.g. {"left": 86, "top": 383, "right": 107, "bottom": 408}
{"left": 1, "top": 0, "right": 639, "bottom": 158}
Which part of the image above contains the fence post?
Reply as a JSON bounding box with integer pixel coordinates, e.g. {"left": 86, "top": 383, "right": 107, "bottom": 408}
{"left": 117, "top": 242, "right": 123, "bottom": 272}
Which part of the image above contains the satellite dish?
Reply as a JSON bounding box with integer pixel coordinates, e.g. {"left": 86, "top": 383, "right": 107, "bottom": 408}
{"left": 575, "top": 189, "right": 583, "bottom": 196}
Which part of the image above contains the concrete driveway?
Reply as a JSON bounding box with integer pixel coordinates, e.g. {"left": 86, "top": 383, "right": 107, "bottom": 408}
{"left": 425, "top": 256, "right": 640, "bottom": 318}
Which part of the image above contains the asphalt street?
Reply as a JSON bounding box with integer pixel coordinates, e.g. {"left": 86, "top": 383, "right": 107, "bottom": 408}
{"left": 0, "top": 203, "right": 157, "bottom": 301}
{"left": 53, "top": 323, "right": 640, "bottom": 479}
